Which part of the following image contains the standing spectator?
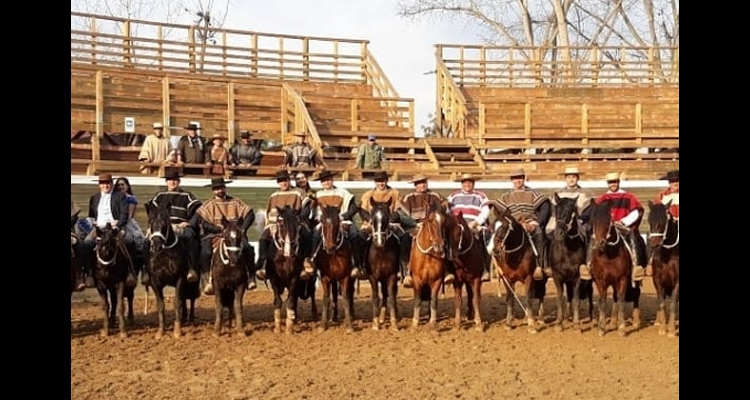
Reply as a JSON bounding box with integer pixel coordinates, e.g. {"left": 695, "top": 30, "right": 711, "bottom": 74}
{"left": 356, "top": 134, "right": 387, "bottom": 173}
{"left": 229, "top": 130, "right": 263, "bottom": 176}
{"left": 138, "top": 122, "right": 172, "bottom": 175}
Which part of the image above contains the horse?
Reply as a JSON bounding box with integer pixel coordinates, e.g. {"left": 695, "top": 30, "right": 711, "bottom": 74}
{"left": 487, "top": 203, "right": 547, "bottom": 333}
{"left": 364, "top": 198, "right": 400, "bottom": 331}
{"left": 267, "top": 205, "right": 314, "bottom": 334}
{"left": 547, "top": 194, "right": 589, "bottom": 332}
{"left": 144, "top": 201, "right": 189, "bottom": 339}
{"left": 316, "top": 205, "right": 356, "bottom": 333}
{"left": 647, "top": 200, "right": 679, "bottom": 337}
{"left": 589, "top": 199, "right": 639, "bottom": 337}
{"left": 91, "top": 223, "right": 132, "bottom": 338}
{"left": 409, "top": 202, "right": 450, "bottom": 331}
{"left": 447, "top": 211, "right": 485, "bottom": 332}
{"left": 210, "top": 217, "right": 249, "bottom": 337}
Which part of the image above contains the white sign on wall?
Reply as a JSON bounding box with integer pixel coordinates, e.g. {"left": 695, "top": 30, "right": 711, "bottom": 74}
{"left": 124, "top": 117, "right": 136, "bottom": 133}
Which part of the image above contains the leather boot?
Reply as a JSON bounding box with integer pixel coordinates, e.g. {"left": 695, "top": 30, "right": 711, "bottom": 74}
{"left": 255, "top": 237, "right": 271, "bottom": 281}
{"left": 350, "top": 238, "right": 367, "bottom": 279}
{"left": 444, "top": 260, "right": 455, "bottom": 285}
{"left": 580, "top": 239, "right": 593, "bottom": 280}
{"left": 302, "top": 233, "right": 321, "bottom": 280}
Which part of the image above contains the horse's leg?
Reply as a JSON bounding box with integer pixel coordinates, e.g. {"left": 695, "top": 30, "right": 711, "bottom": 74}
{"left": 631, "top": 285, "right": 641, "bottom": 329}
{"left": 504, "top": 280, "right": 514, "bottom": 330}
{"left": 429, "top": 281, "right": 440, "bottom": 332}
{"left": 379, "top": 279, "right": 388, "bottom": 324}
{"left": 525, "top": 278, "right": 538, "bottom": 334}
{"left": 655, "top": 280, "right": 666, "bottom": 335}
{"left": 116, "top": 282, "right": 127, "bottom": 338}
{"left": 272, "top": 285, "right": 282, "bottom": 334}
{"left": 310, "top": 280, "right": 319, "bottom": 322}
{"left": 453, "top": 282, "right": 462, "bottom": 331}
{"left": 99, "top": 289, "right": 110, "bottom": 337}
{"left": 286, "top": 286, "right": 297, "bottom": 335}
{"left": 572, "top": 279, "right": 582, "bottom": 332}
{"left": 387, "top": 276, "right": 399, "bottom": 332}
{"left": 370, "top": 278, "right": 381, "bottom": 330}
{"left": 615, "top": 280, "right": 628, "bottom": 336}
{"left": 595, "top": 281, "right": 608, "bottom": 337}
{"left": 466, "top": 282, "right": 475, "bottom": 321}
{"left": 667, "top": 282, "right": 679, "bottom": 338}
{"left": 471, "top": 278, "right": 483, "bottom": 332}
{"left": 173, "top": 279, "right": 183, "bottom": 339}
{"left": 213, "top": 289, "right": 223, "bottom": 337}
{"left": 235, "top": 286, "right": 246, "bottom": 336}
{"left": 330, "top": 280, "right": 338, "bottom": 322}
{"left": 554, "top": 278, "right": 565, "bottom": 332}
{"left": 411, "top": 282, "right": 421, "bottom": 329}
{"left": 319, "top": 278, "right": 330, "bottom": 333}
{"left": 126, "top": 289, "right": 135, "bottom": 325}
{"left": 342, "top": 278, "right": 354, "bottom": 333}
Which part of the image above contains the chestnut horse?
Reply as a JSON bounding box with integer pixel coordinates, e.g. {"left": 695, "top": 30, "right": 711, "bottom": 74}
{"left": 547, "top": 195, "right": 589, "bottom": 332}
{"left": 447, "top": 211, "right": 485, "bottom": 332}
{"left": 316, "top": 205, "right": 355, "bottom": 333}
{"left": 364, "top": 198, "right": 400, "bottom": 331}
{"left": 487, "top": 203, "right": 547, "bottom": 333}
{"left": 647, "top": 200, "right": 679, "bottom": 337}
{"left": 92, "top": 223, "right": 131, "bottom": 338}
{"left": 589, "top": 199, "right": 637, "bottom": 337}
{"left": 210, "top": 217, "right": 249, "bottom": 337}
{"left": 409, "top": 203, "right": 450, "bottom": 331}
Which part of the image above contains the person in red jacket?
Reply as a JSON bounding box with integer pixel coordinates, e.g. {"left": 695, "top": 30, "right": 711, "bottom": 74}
{"left": 654, "top": 170, "right": 679, "bottom": 219}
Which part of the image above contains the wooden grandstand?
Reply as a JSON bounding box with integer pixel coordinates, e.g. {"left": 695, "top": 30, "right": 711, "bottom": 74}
{"left": 70, "top": 12, "right": 678, "bottom": 181}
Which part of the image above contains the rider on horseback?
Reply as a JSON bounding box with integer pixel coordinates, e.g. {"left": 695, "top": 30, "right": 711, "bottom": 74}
{"left": 358, "top": 171, "right": 402, "bottom": 279}
{"left": 447, "top": 173, "right": 492, "bottom": 283}
{"left": 255, "top": 170, "right": 312, "bottom": 281}
{"left": 304, "top": 170, "right": 363, "bottom": 279}
{"left": 196, "top": 177, "right": 257, "bottom": 296}
{"left": 399, "top": 173, "right": 450, "bottom": 288}
{"left": 549, "top": 167, "right": 596, "bottom": 280}
{"left": 142, "top": 169, "right": 202, "bottom": 286}
{"left": 585, "top": 172, "right": 648, "bottom": 282}
{"left": 495, "top": 169, "right": 552, "bottom": 281}
{"left": 71, "top": 199, "right": 87, "bottom": 292}
{"left": 81, "top": 173, "right": 139, "bottom": 288}
{"left": 649, "top": 169, "right": 679, "bottom": 276}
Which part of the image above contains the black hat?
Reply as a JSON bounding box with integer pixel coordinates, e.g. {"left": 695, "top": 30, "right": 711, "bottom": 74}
{"left": 275, "top": 170, "right": 291, "bottom": 182}
{"left": 312, "top": 170, "right": 337, "bottom": 181}
{"left": 184, "top": 123, "right": 200, "bottom": 130}
{"left": 161, "top": 168, "right": 182, "bottom": 180}
{"left": 205, "top": 177, "right": 232, "bottom": 188}
{"left": 240, "top": 130, "right": 252, "bottom": 139}
{"left": 659, "top": 170, "right": 679, "bottom": 181}
{"left": 372, "top": 171, "right": 389, "bottom": 181}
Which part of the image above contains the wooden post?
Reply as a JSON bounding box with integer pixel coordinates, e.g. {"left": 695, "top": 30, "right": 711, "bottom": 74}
{"left": 302, "top": 38, "right": 310, "bottom": 81}
{"left": 508, "top": 47, "right": 514, "bottom": 87}
{"left": 647, "top": 47, "right": 655, "bottom": 85}
{"left": 459, "top": 46, "right": 465, "bottom": 86}
{"left": 408, "top": 101, "right": 415, "bottom": 133}
{"left": 94, "top": 71, "right": 104, "bottom": 167}
{"left": 222, "top": 31, "right": 228, "bottom": 75}
{"left": 122, "top": 20, "right": 132, "bottom": 67}
{"left": 590, "top": 47, "right": 599, "bottom": 87}
{"left": 524, "top": 102, "right": 531, "bottom": 147}
{"left": 162, "top": 76, "right": 171, "bottom": 137}
{"left": 90, "top": 17, "right": 97, "bottom": 66}
{"left": 351, "top": 99, "right": 359, "bottom": 132}
{"left": 635, "top": 102, "right": 642, "bottom": 145}
{"left": 157, "top": 25, "right": 163, "bottom": 71}
{"left": 534, "top": 48, "right": 543, "bottom": 86}
{"left": 280, "top": 88, "right": 288, "bottom": 144}
{"left": 227, "top": 82, "right": 235, "bottom": 143}
{"left": 278, "top": 37, "right": 285, "bottom": 79}
{"left": 250, "top": 34, "right": 258, "bottom": 77}
{"left": 188, "top": 26, "right": 196, "bottom": 73}
{"left": 581, "top": 103, "right": 589, "bottom": 151}
{"left": 479, "top": 47, "right": 486, "bottom": 88}
{"left": 478, "top": 103, "right": 486, "bottom": 144}
{"left": 360, "top": 42, "right": 367, "bottom": 83}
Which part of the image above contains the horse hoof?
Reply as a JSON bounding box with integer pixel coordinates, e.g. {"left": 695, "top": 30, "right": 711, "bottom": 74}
{"left": 100, "top": 330, "right": 109, "bottom": 338}
{"left": 119, "top": 332, "right": 128, "bottom": 339}
{"left": 285, "top": 328, "right": 293, "bottom": 335}
{"left": 528, "top": 327, "right": 538, "bottom": 334}
{"left": 346, "top": 327, "right": 354, "bottom": 334}
{"left": 390, "top": 326, "right": 399, "bottom": 333}
{"left": 554, "top": 325, "right": 563, "bottom": 333}
{"left": 667, "top": 332, "right": 677, "bottom": 338}
{"left": 504, "top": 324, "right": 513, "bottom": 331}
{"left": 213, "top": 332, "right": 221, "bottom": 338}
{"left": 317, "top": 327, "right": 326, "bottom": 334}
{"left": 474, "top": 325, "right": 484, "bottom": 333}
{"left": 155, "top": 332, "right": 164, "bottom": 340}
{"left": 598, "top": 330, "right": 606, "bottom": 337}
{"left": 273, "top": 327, "right": 281, "bottom": 334}
{"left": 372, "top": 325, "right": 380, "bottom": 331}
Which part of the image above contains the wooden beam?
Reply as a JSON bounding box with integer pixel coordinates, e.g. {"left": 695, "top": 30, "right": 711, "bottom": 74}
{"left": 227, "top": 82, "right": 235, "bottom": 143}
{"left": 94, "top": 71, "right": 103, "bottom": 164}
{"left": 162, "top": 76, "right": 170, "bottom": 137}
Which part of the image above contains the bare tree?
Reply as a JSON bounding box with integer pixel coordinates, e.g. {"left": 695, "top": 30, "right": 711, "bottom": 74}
{"left": 184, "top": 0, "right": 232, "bottom": 72}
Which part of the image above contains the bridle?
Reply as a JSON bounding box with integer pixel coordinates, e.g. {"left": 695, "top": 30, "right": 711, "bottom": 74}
{"left": 414, "top": 211, "right": 445, "bottom": 257}
{"left": 371, "top": 208, "right": 395, "bottom": 247}
{"left": 148, "top": 219, "right": 179, "bottom": 250}
{"left": 218, "top": 226, "right": 243, "bottom": 265}
{"left": 321, "top": 214, "right": 345, "bottom": 254}
{"left": 274, "top": 215, "right": 300, "bottom": 257}
{"left": 495, "top": 216, "right": 526, "bottom": 254}
{"left": 649, "top": 213, "right": 679, "bottom": 250}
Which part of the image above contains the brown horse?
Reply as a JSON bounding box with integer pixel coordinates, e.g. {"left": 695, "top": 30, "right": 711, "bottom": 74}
{"left": 92, "top": 223, "right": 131, "bottom": 338}
{"left": 487, "top": 203, "right": 547, "bottom": 333}
{"left": 447, "top": 211, "right": 485, "bottom": 332}
{"left": 409, "top": 203, "right": 450, "bottom": 331}
{"left": 210, "top": 217, "right": 249, "bottom": 337}
{"left": 364, "top": 198, "right": 400, "bottom": 331}
{"left": 316, "top": 205, "right": 355, "bottom": 333}
{"left": 268, "top": 205, "right": 308, "bottom": 334}
{"left": 647, "top": 200, "right": 679, "bottom": 337}
{"left": 589, "top": 199, "right": 637, "bottom": 337}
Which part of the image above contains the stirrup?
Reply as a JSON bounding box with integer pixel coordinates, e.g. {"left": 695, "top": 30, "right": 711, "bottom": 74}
{"left": 203, "top": 282, "right": 215, "bottom": 296}
{"left": 579, "top": 264, "right": 592, "bottom": 280}
{"left": 443, "top": 273, "right": 455, "bottom": 285}
{"left": 403, "top": 276, "right": 413, "bottom": 288}
{"left": 255, "top": 269, "right": 267, "bottom": 281}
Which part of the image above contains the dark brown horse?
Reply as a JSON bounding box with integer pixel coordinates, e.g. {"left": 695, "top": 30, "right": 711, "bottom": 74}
{"left": 92, "top": 223, "right": 132, "bottom": 338}
{"left": 409, "top": 203, "right": 450, "bottom": 331}
{"left": 316, "top": 205, "right": 355, "bottom": 333}
{"left": 447, "top": 211, "right": 485, "bottom": 332}
{"left": 548, "top": 194, "right": 589, "bottom": 332}
{"left": 364, "top": 198, "right": 400, "bottom": 331}
{"left": 487, "top": 203, "right": 547, "bottom": 333}
{"left": 144, "top": 201, "right": 189, "bottom": 339}
{"left": 589, "top": 199, "right": 637, "bottom": 337}
{"left": 268, "top": 205, "right": 310, "bottom": 334}
{"left": 647, "top": 200, "right": 679, "bottom": 337}
{"left": 210, "top": 217, "right": 249, "bottom": 337}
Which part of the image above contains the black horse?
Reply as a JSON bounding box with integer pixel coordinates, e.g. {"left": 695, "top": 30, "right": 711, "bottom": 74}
{"left": 144, "top": 201, "right": 190, "bottom": 339}
{"left": 547, "top": 194, "right": 592, "bottom": 332}
{"left": 92, "top": 223, "right": 134, "bottom": 338}
{"left": 363, "top": 198, "right": 401, "bottom": 331}
{"left": 647, "top": 200, "right": 679, "bottom": 337}
{"left": 211, "top": 217, "right": 249, "bottom": 337}
{"left": 267, "top": 205, "right": 316, "bottom": 334}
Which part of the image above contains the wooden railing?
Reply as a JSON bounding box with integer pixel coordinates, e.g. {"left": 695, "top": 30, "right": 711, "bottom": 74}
{"left": 436, "top": 44, "right": 679, "bottom": 87}
{"left": 435, "top": 56, "right": 468, "bottom": 138}
{"left": 71, "top": 12, "right": 369, "bottom": 83}
{"left": 350, "top": 98, "right": 414, "bottom": 134}
{"left": 280, "top": 83, "right": 325, "bottom": 159}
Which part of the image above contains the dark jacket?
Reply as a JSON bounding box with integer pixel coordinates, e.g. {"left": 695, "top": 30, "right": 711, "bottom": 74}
{"left": 88, "top": 190, "right": 129, "bottom": 229}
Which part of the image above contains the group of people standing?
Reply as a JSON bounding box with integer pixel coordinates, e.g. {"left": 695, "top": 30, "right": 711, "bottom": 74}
{"left": 70, "top": 166, "right": 679, "bottom": 295}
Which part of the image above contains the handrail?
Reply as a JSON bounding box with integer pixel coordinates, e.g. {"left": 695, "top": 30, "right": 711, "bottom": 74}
{"left": 280, "top": 83, "right": 326, "bottom": 165}
{"left": 435, "top": 55, "right": 468, "bottom": 138}
{"left": 363, "top": 48, "right": 413, "bottom": 132}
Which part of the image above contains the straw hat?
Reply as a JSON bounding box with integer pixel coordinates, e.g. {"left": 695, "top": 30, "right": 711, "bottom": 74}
{"left": 604, "top": 172, "right": 621, "bottom": 181}
{"left": 457, "top": 173, "right": 479, "bottom": 182}
{"left": 560, "top": 166, "right": 583, "bottom": 176}
{"left": 408, "top": 173, "right": 429, "bottom": 184}
{"left": 509, "top": 168, "right": 526, "bottom": 179}
{"left": 210, "top": 133, "right": 226, "bottom": 141}
{"left": 153, "top": 122, "right": 164, "bottom": 129}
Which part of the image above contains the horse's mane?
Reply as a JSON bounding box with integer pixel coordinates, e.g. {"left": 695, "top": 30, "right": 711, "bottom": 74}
{"left": 589, "top": 199, "right": 612, "bottom": 225}
{"left": 647, "top": 200, "right": 671, "bottom": 226}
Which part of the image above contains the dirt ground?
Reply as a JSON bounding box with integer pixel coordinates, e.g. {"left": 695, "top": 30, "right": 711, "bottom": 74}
{"left": 71, "top": 278, "right": 679, "bottom": 400}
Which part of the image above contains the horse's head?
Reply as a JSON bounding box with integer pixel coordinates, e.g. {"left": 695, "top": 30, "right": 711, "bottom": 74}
{"left": 219, "top": 217, "right": 244, "bottom": 266}
{"left": 647, "top": 200, "right": 673, "bottom": 248}
{"left": 145, "top": 200, "right": 175, "bottom": 252}
{"left": 488, "top": 205, "right": 521, "bottom": 256}
{"left": 95, "top": 222, "right": 118, "bottom": 263}
{"left": 417, "top": 202, "right": 448, "bottom": 257}
{"left": 589, "top": 199, "right": 615, "bottom": 249}
{"left": 320, "top": 205, "right": 342, "bottom": 254}
{"left": 369, "top": 197, "right": 393, "bottom": 248}
{"left": 276, "top": 205, "right": 301, "bottom": 258}
{"left": 553, "top": 194, "right": 579, "bottom": 241}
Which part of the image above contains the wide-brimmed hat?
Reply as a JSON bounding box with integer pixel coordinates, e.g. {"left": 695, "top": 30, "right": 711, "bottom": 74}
{"left": 372, "top": 171, "right": 389, "bottom": 181}
{"left": 275, "top": 170, "right": 291, "bottom": 182}
{"left": 94, "top": 173, "right": 113, "bottom": 183}
{"left": 409, "top": 173, "right": 429, "bottom": 184}
{"left": 659, "top": 170, "right": 679, "bottom": 181}
{"left": 184, "top": 123, "right": 200, "bottom": 130}
{"left": 509, "top": 168, "right": 526, "bottom": 179}
{"left": 153, "top": 122, "right": 164, "bottom": 129}
{"left": 312, "top": 170, "right": 337, "bottom": 181}
{"left": 293, "top": 132, "right": 307, "bottom": 137}
{"left": 239, "top": 130, "right": 252, "bottom": 139}
{"left": 456, "top": 173, "right": 479, "bottom": 182}
{"left": 604, "top": 172, "right": 621, "bottom": 181}
{"left": 560, "top": 166, "right": 583, "bottom": 176}
{"left": 161, "top": 168, "right": 182, "bottom": 180}
{"left": 205, "top": 177, "right": 232, "bottom": 188}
